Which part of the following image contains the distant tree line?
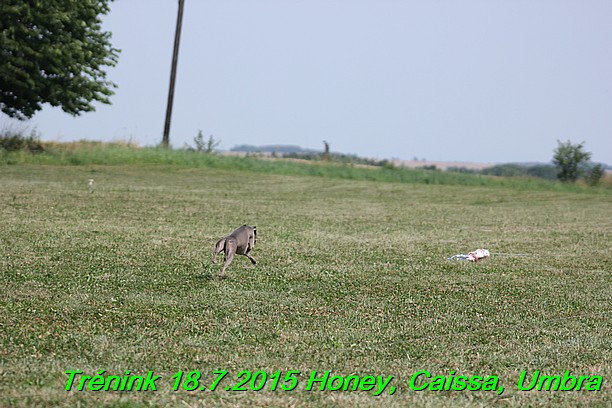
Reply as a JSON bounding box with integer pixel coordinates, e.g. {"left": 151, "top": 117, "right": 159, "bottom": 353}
{"left": 231, "top": 144, "right": 319, "bottom": 154}
{"left": 282, "top": 151, "right": 394, "bottom": 168}
{"left": 230, "top": 144, "right": 393, "bottom": 167}
{"left": 230, "top": 142, "right": 607, "bottom": 186}
{"left": 447, "top": 163, "right": 559, "bottom": 180}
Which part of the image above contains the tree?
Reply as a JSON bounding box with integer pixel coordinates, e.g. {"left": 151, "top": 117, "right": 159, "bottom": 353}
{"left": 0, "top": 0, "right": 119, "bottom": 120}
{"left": 586, "top": 163, "right": 605, "bottom": 187}
{"left": 552, "top": 140, "right": 591, "bottom": 182}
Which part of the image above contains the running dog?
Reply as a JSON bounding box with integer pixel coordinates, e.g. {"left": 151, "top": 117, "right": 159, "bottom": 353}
{"left": 213, "top": 225, "right": 257, "bottom": 277}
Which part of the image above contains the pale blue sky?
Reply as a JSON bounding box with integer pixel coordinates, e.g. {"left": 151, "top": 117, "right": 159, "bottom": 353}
{"left": 11, "top": 0, "right": 612, "bottom": 164}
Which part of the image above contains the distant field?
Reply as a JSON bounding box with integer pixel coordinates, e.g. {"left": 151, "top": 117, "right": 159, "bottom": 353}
{"left": 1, "top": 160, "right": 610, "bottom": 407}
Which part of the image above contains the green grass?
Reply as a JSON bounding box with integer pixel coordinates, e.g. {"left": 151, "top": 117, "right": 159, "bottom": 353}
{"left": 1, "top": 160, "right": 610, "bottom": 407}
{"left": 2, "top": 141, "right": 610, "bottom": 192}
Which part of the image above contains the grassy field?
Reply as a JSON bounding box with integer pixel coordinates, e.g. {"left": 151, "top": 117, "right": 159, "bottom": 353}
{"left": 1, "top": 157, "right": 610, "bottom": 407}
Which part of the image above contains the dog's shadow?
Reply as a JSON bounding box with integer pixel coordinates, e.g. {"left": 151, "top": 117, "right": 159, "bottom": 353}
{"left": 194, "top": 271, "right": 214, "bottom": 281}
{"left": 195, "top": 263, "right": 232, "bottom": 281}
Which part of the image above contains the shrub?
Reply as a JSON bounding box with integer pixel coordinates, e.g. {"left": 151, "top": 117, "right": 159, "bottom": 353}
{"left": 193, "top": 130, "right": 220, "bottom": 153}
{"left": 0, "top": 128, "right": 44, "bottom": 153}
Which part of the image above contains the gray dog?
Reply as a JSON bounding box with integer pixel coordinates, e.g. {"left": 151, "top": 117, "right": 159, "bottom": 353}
{"left": 213, "top": 225, "right": 257, "bottom": 276}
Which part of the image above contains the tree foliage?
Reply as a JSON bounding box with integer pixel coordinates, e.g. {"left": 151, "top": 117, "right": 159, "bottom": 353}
{"left": 0, "top": 0, "right": 119, "bottom": 119}
{"left": 552, "top": 140, "right": 592, "bottom": 182}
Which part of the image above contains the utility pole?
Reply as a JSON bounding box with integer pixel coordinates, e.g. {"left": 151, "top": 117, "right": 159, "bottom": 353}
{"left": 162, "top": 0, "right": 185, "bottom": 148}
{"left": 323, "top": 140, "right": 330, "bottom": 161}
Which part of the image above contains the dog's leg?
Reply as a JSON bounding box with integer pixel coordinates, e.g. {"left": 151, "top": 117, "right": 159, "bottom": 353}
{"left": 220, "top": 253, "right": 235, "bottom": 276}
{"left": 245, "top": 229, "right": 256, "bottom": 265}
{"left": 213, "top": 238, "right": 226, "bottom": 263}
{"left": 220, "top": 238, "right": 237, "bottom": 277}
{"left": 243, "top": 235, "right": 257, "bottom": 265}
{"left": 245, "top": 253, "right": 257, "bottom": 265}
